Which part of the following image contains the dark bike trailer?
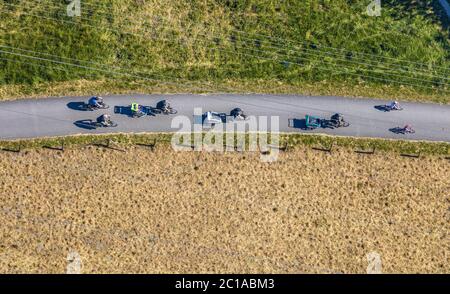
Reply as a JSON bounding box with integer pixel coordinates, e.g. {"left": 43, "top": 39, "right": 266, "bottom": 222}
{"left": 305, "top": 115, "right": 322, "bottom": 129}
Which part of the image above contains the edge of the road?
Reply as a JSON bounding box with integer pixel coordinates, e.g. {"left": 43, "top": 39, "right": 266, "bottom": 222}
{"left": 1, "top": 92, "right": 449, "bottom": 105}
{"left": 1, "top": 130, "right": 450, "bottom": 143}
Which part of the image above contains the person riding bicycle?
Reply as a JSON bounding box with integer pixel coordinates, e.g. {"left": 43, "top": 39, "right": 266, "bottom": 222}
{"left": 388, "top": 101, "right": 400, "bottom": 110}
{"left": 403, "top": 124, "right": 414, "bottom": 133}
{"left": 230, "top": 108, "right": 246, "bottom": 120}
{"left": 158, "top": 100, "right": 171, "bottom": 112}
{"left": 88, "top": 96, "right": 104, "bottom": 108}
{"left": 331, "top": 113, "right": 344, "bottom": 123}
{"left": 131, "top": 102, "right": 145, "bottom": 116}
{"left": 96, "top": 114, "right": 112, "bottom": 126}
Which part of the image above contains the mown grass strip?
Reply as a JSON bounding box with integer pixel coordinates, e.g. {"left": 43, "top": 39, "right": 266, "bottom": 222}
{"left": 0, "top": 133, "right": 448, "bottom": 157}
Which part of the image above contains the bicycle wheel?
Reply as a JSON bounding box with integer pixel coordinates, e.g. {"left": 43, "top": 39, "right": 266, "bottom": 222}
{"left": 168, "top": 108, "right": 178, "bottom": 115}
{"left": 85, "top": 104, "right": 95, "bottom": 111}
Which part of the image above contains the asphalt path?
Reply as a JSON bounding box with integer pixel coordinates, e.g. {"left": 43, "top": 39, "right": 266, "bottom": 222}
{"left": 0, "top": 94, "right": 449, "bottom": 142}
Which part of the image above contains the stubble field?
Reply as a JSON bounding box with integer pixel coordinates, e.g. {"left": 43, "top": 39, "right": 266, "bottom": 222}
{"left": 0, "top": 145, "right": 448, "bottom": 273}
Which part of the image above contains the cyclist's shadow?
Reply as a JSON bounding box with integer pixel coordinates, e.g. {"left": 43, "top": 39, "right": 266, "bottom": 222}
{"left": 389, "top": 127, "right": 405, "bottom": 134}
{"left": 288, "top": 118, "right": 308, "bottom": 130}
{"left": 74, "top": 119, "right": 97, "bottom": 130}
{"left": 374, "top": 105, "right": 390, "bottom": 112}
{"left": 67, "top": 102, "right": 89, "bottom": 111}
{"left": 114, "top": 105, "right": 155, "bottom": 117}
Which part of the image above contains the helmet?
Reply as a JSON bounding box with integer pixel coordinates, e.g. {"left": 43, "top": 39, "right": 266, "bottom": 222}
{"left": 331, "top": 113, "right": 342, "bottom": 120}
{"left": 157, "top": 100, "right": 168, "bottom": 109}
{"left": 231, "top": 108, "right": 243, "bottom": 117}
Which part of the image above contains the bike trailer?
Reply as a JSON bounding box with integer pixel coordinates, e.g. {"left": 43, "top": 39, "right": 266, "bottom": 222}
{"left": 305, "top": 115, "right": 321, "bottom": 129}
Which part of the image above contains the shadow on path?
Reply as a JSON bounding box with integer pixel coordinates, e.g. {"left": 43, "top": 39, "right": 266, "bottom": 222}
{"left": 74, "top": 119, "right": 96, "bottom": 130}
{"left": 288, "top": 118, "right": 307, "bottom": 129}
{"left": 67, "top": 102, "right": 88, "bottom": 111}
{"left": 114, "top": 105, "right": 138, "bottom": 117}
{"left": 114, "top": 105, "right": 155, "bottom": 117}
{"left": 374, "top": 105, "right": 389, "bottom": 112}
{"left": 389, "top": 127, "right": 406, "bottom": 134}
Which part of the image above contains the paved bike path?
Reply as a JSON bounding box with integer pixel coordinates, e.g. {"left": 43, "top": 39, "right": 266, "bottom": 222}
{"left": 0, "top": 94, "right": 449, "bottom": 142}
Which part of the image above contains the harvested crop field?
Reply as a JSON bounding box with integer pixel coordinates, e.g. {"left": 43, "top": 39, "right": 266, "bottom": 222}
{"left": 0, "top": 145, "right": 448, "bottom": 273}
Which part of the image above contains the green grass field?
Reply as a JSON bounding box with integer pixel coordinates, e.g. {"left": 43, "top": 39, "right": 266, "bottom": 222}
{"left": 0, "top": 0, "right": 449, "bottom": 102}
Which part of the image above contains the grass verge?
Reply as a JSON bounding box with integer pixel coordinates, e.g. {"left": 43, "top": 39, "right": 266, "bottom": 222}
{"left": 0, "top": 132, "right": 448, "bottom": 157}
{"left": 0, "top": 78, "right": 448, "bottom": 104}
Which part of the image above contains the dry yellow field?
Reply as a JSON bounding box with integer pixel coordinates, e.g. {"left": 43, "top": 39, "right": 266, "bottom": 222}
{"left": 0, "top": 145, "right": 448, "bottom": 273}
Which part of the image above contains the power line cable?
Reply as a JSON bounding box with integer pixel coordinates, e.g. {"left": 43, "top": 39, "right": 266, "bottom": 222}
{"left": 1, "top": 1, "right": 448, "bottom": 93}
{"left": 27, "top": 0, "right": 450, "bottom": 80}
{"left": 0, "top": 43, "right": 230, "bottom": 93}
{"left": 0, "top": 48, "right": 229, "bottom": 93}
{"left": 0, "top": 46, "right": 440, "bottom": 126}
{"left": 62, "top": 0, "right": 450, "bottom": 73}
{"left": 1, "top": 3, "right": 447, "bottom": 91}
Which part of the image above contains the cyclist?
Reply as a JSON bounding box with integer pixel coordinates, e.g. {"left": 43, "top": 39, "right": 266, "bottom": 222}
{"left": 158, "top": 100, "right": 170, "bottom": 112}
{"left": 388, "top": 101, "right": 401, "bottom": 110}
{"left": 131, "top": 102, "right": 145, "bottom": 117}
{"left": 96, "top": 114, "right": 112, "bottom": 127}
{"left": 230, "top": 108, "right": 246, "bottom": 120}
{"left": 88, "top": 96, "right": 104, "bottom": 108}
{"left": 403, "top": 124, "right": 414, "bottom": 133}
{"left": 331, "top": 113, "right": 344, "bottom": 123}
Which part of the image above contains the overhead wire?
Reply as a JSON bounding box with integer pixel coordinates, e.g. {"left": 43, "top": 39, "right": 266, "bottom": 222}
{"left": 1, "top": 2, "right": 448, "bottom": 92}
